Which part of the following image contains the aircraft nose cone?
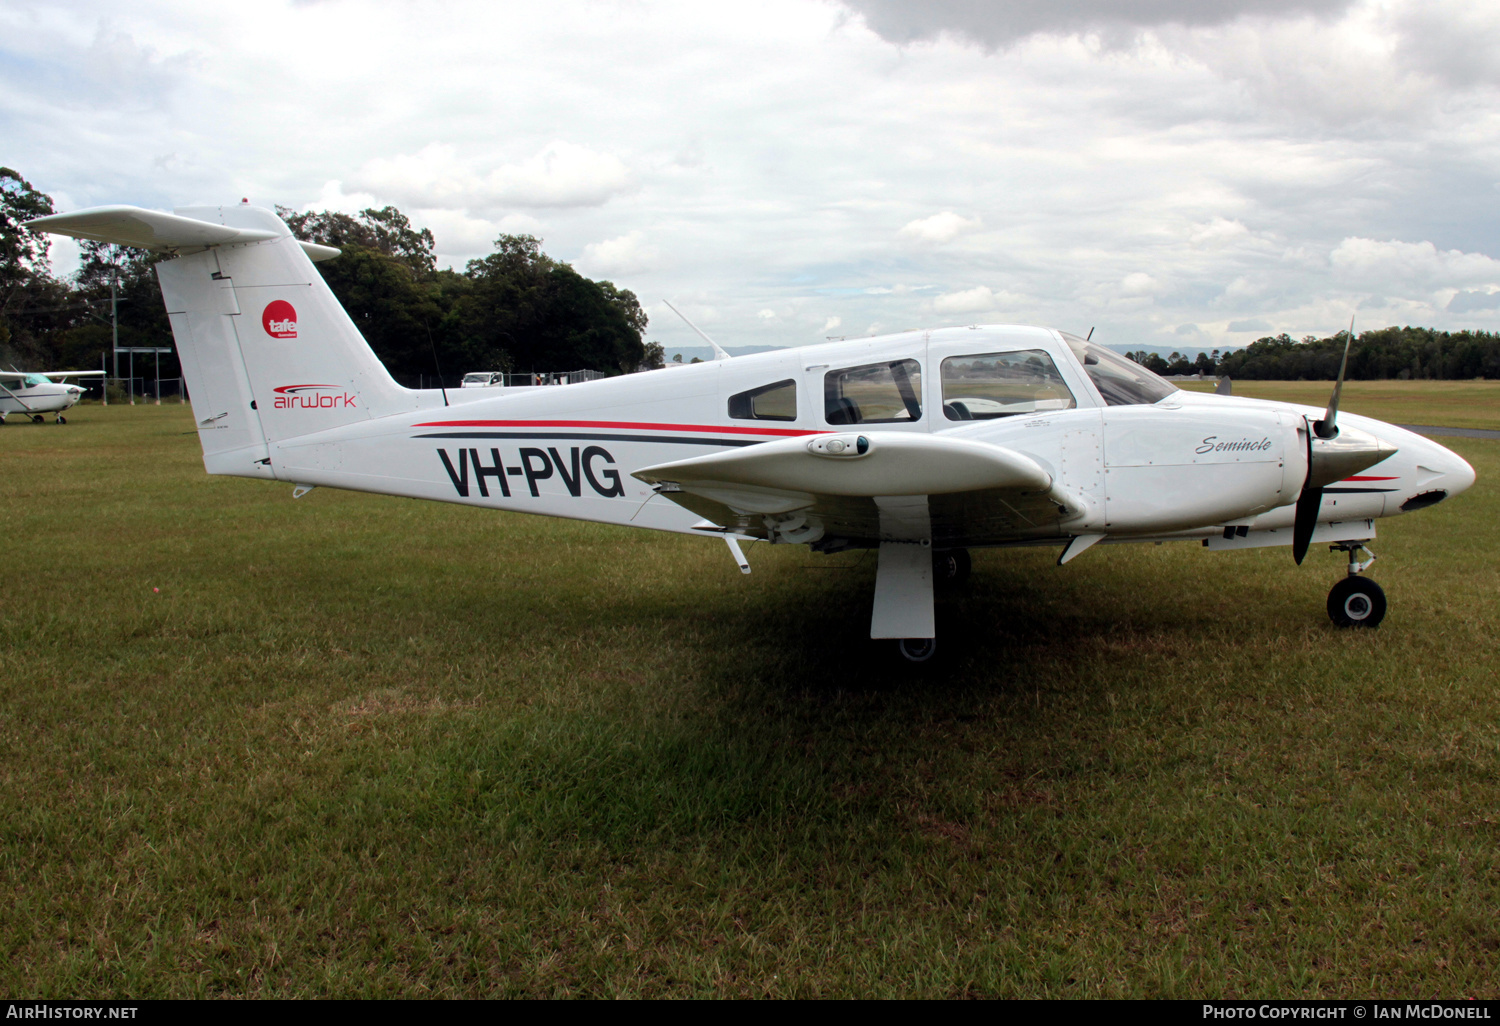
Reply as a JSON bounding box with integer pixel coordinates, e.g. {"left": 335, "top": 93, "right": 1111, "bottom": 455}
{"left": 1442, "top": 449, "right": 1477, "bottom": 498}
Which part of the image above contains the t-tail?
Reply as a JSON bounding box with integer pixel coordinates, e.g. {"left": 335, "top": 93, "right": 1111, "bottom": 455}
{"left": 25, "top": 202, "right": 444, "bottom": 478}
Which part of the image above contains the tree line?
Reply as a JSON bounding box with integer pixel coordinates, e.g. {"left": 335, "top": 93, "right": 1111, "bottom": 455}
{"left": 1128, "top": 325, "right": 1500, "bottom": 381}
{"left": 0, "top": 167, "right": 661, "bottom": 386}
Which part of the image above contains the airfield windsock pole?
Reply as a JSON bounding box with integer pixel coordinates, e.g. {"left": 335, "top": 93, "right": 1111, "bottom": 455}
{"left": 100, "top": 351, "right": 107, "bottom": 406}
{"left": 153, "top": 349, "right": 160, "bottom": 405}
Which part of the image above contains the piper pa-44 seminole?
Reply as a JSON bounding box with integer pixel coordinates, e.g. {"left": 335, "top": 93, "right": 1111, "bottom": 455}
{"left": 28, "top": 203, "right": 1476, "bottom": 661}
{"left": 0, "top": 369, "right": 104, "bottom": 424}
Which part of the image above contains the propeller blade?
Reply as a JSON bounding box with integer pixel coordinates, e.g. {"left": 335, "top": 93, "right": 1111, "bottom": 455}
{"left": 1313, "top": 315, "right": 1356, "bottom": 439}
{"left": 1292, "top": 484, "right": 1323, "bottom": 565}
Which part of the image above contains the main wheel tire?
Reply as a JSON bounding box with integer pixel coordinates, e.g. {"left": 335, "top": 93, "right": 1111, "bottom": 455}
{"left": 1328, "top": 576, "right": 1386, "bottom": 628}
{"left": 32, "top": 414, "right": 44, "bottom": 423}
{"left": 933, "top": 548, "right": 971, "bottom": 585}
{"left": 897, "top": 638, "right": 937, "bottom": 663}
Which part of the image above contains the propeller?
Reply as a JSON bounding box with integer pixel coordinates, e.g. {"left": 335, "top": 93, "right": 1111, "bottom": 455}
{"left": 1291, "top": 317, "right": 1397, "bottom": 564}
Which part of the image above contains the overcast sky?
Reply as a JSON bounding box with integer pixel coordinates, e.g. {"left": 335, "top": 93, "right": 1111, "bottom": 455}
{"left": 5, "top": 0, "right": 1500, "bottom": 353}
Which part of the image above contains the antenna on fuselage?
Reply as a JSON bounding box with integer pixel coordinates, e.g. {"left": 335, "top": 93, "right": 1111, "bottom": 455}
{"left": 1086, "top": 327, "right": 1094, "bottom": 341}
{"left": 425, "top": 324, "right": 448, "bottom": 407}
{"left": 663, "top": 300, "right": 731, "bottom": 361}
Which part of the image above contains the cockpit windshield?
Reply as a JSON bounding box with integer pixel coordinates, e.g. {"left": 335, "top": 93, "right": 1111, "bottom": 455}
{"left": 1060, "top": 334, "right": 1177, "bottom": 407}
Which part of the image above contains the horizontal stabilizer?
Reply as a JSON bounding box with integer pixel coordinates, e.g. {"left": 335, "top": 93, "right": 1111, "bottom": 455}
{"left": 25, "top": 205, "right": 280, "bottom": 252}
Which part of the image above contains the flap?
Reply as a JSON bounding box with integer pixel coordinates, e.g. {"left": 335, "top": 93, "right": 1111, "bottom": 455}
{"left": 25, "top": 205, "right": 280, "bottom": 251}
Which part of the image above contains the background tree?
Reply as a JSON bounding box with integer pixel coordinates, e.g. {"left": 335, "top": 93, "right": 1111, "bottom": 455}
{"left": 0, "top": 167, "right": 64, "bottom": 366}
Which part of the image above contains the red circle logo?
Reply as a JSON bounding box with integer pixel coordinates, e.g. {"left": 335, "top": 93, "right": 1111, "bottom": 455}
{"left": 262, "top": 300, "right": 297, "bottom": 338}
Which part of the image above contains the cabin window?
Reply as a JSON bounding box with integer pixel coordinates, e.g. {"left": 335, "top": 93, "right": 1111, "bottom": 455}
{"left": 728, "top": 379, "right": 797, "bottom": 421}
{"left": 824, "top": 359, "right": 923, "bottom": 424}
{"left": 1062, "top": 335, "right": 1177, "bottom": 407}
{"left": 940, "top": 350, "right": 1076, "bottom": 420}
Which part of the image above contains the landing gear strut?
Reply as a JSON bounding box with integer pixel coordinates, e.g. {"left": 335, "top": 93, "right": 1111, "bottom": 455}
{"left": 1327, "top": 542, "right": 1385, "bottom": 628}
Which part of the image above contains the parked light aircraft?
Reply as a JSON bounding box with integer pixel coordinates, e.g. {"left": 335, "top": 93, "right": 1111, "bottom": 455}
{"left": 28, "top": 203, "right": 1477, "bottom": 660}
{"left": 0, "top": 369, "right": 104, "bottom": 424}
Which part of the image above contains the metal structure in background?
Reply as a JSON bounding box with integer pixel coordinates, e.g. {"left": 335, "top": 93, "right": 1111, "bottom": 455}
{"left": 103, "top": 376, "right": 187, "bottom": 403}
{"left": 449, "top": 369, "right": 608, "bottom": 389}
{"left": 112, "top": 347, "right": 174, "bottom": 404}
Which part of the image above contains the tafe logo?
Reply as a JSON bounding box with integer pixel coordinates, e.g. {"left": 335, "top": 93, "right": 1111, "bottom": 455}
{"left": 273, "top": 384, "right": 357, "bottom": 410}
{"left": 262, "top": 300, "right": 297, "bottom": 338}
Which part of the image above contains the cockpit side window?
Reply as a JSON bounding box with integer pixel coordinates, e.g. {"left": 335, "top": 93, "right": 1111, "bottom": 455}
{"left": 941, "top": 350, "right": 1076, "bottom": 420}
{"left": 1062, "top": 335, "right": 1177, "bottom": 407}
{"left": 824, "top": 360, "right": 922, "bottom": 424}
{"left": 728, "top": 379, "right": 797, "bottom": 421}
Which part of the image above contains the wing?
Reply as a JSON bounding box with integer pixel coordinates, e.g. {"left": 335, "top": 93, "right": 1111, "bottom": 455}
{"left": 633, "top": 431, "right": 1082, "bottom": 547}
{"left": 37, "top": 371, "right": 106, "bottom": 379}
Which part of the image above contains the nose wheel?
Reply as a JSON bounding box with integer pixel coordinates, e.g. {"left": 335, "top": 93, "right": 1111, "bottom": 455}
{"left": 1327, "top": 543, "right": 1385, "bottom": 628}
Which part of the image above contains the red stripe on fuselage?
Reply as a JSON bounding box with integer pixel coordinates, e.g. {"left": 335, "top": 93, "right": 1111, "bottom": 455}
{"left": 410, "top": 418, "right": 825, "bottom": 437}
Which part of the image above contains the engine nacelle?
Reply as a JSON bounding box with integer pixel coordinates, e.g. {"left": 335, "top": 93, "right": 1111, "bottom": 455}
{"left": 1100, "top": 404, "right": 1299, "bottom": 533}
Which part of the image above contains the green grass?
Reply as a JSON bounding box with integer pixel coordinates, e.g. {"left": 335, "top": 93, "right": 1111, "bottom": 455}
{"left": 1177, "top": 378, "right": 1500, "bottom": 431}
{"left": 1, "top": 403, "right": 1498, "bottom": 998}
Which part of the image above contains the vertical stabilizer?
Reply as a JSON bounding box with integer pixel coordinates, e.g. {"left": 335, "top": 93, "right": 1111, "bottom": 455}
{"left": 31, "top": 202, "right": 444, "bottom": 478}
{"left": 152, "top": 205, "right": 440, "bottom": 476}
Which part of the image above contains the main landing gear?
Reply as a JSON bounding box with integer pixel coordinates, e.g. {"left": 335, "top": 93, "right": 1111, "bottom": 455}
{"left": 932, "top": 547, "right": 971, "bottom": 586}
{"left": 886, "top": 548, "right": 972, "bottom": 664}
{"left": 1327, "top": 542, "right": 1385, "bottom": 628}
{"left": 897, "top": 638, "right": 938, "bottom": 663}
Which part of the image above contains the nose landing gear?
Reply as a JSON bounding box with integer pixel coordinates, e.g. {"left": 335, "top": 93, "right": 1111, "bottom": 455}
{"left": 1327, "top": 542, "right": 1385, "bottom": 628}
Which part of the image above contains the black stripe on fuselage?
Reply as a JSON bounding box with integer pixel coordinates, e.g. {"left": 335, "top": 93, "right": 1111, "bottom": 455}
{"left": 412, "top": 431, "right": 759, "bottom": 447}
{"left": 1323, "top": 487, "right": 1399, "bottom": 494}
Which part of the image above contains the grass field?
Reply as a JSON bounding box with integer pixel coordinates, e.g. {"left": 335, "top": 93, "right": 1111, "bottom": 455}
{"left": 1177, "top": 378, "right": 1500, "bottom": 431}
{"left": 1, "top": 399, "right": 1497, "bottom": 998}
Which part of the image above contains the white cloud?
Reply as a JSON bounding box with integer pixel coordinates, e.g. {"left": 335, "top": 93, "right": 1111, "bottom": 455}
{"left": 822, "top": 316, "right": 843, "bottom": 333}
{"left": 932, "top": 286, "right": 998, "bottom": 314}
{"left": 1189, "top": 217, "right": 1250, "bottom": 247}
{"left": 1330, "top": 237, "right": 1500, "bottom": 290}
{"left": 758, "top": 308, "right": 777, "bottom": 319}
{"left": 578, "top": 230, "right": 659, "bottom": 276}
{"left": 356, "top": 141, "right": 634, "bottom": 210}
{"left": 897, "top": 211, "right": 980, "bottom": 245}
{"left": 416, "top": 209, "right": 542, "bottom": 258}
{"left": 307, "top": 180, "right": 380, "bottom": 215}
{"left": 1119, "top": 272, "right": 1164, "bottom": 297}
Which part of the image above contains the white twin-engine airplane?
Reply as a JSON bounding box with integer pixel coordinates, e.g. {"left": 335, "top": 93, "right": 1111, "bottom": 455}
{"left": 0, "top": 369, "right": 104, "bottom": 424}
{"left": 29, "top": 203, "right": 1476, "bottom": 661}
